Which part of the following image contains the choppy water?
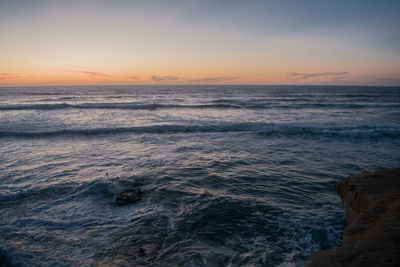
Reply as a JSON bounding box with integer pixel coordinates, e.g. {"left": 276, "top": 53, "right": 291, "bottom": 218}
{"left": 0, "top": 85, "right": 399, "bottom": 266}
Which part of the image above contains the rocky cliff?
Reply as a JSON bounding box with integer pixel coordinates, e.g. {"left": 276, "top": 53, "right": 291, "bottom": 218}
{"left": 306, "top": 168, "right": 400, "bottom": 267}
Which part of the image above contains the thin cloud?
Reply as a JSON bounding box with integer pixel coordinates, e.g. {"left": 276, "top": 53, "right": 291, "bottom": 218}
{"left": 0, "top": 73, "right": 29, "bottom": 80}
{"left": 128, "top": 75, "right": 138, "bottom": 79}
{"left": 152, "top": 75, "right": 179, "bottom": 82}
{"left": 51, "top": 69, "right": 109, "bottom": 77}
{"left": 186, "top": 76, "right": 237, "bottom": 83}
{"left": 331, "top": 76, "right": 349, "bottom": 82}
{"left": 287, "top": 71, "right": 349, "bottom": 80}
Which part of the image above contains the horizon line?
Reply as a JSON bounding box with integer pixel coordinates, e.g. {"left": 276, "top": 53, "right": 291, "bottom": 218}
{"left": 0, "top": 83, "right": 399, "bottom": 88}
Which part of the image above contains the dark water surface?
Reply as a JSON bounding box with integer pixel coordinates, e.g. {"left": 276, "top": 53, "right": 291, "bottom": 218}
{"left": 0, "top": 85, "right": 399, "bottom": 266}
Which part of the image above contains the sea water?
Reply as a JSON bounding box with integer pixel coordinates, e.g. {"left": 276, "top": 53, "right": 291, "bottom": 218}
{"left": 0, "top": 85, "right": 399, "bottom": 266}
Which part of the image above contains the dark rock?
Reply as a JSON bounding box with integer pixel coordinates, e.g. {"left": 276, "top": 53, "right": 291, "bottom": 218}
{"left": 0, "top": 251, "right": 11, "bottom": 267}
{"left": 306, "top": 168, "right": 400, "bottom": 267}
{"left": 115, "top": 188, "right": 143, "bottom": 206}
{"left": 138, "top": 247, "right": 146, "bottom": 256}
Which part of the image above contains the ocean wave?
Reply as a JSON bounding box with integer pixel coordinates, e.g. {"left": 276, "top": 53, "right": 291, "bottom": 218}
{"left": 0, "top": 177, "right": 143, "bottom": 204}
{"left": 0, "top": 103, "right": 72, "bottom": 110}
{"left": 0, "top": 183, "right": 77, "bottom": 204}
{"left": 0, "top": 103, "right": 242, "bottom": 110}
{"left": 1, "top": 102, "right": 399, "bottom": 111}
{"left": 1, "top": 123, "right": 399, "bottom": 139}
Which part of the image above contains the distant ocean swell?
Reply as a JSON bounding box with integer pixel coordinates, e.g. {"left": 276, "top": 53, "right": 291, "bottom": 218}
{"left": 0, "top": 102, "right": 398, "bottom": 110}
{"left": 1, "top": 123, "right": 399, "bottom": 138}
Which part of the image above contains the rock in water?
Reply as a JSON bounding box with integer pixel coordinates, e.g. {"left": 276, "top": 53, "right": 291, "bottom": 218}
{"left": 306, "top": 168, "right": 400, "bottom": 267}
{"left": 115, "top": 188, "right": 143, "bottom": 206}
{"left": 0, "top": 252, "right": 11, "bottom": 267}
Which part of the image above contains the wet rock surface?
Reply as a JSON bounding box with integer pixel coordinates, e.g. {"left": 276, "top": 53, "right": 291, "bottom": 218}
{"left": 115, "top": 188, "right": 143, "bottom": 206}
{"left": 307, "top": 168, "right": 400, "bottom": 267}
{"left": 0, "top": 252, "right": 11, "bottom": 267}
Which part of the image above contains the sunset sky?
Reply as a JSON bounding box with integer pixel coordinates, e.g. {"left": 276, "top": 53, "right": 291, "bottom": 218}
{"left": 1, "top": 0, "right": 399, "bottom": 86}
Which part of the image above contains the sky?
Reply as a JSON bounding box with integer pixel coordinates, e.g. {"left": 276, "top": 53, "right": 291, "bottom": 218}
{"left": 0, "top": 0, "right": 399, "bottom": 86}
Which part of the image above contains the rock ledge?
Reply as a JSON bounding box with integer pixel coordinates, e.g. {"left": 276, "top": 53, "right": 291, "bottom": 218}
{"left": 306, "top": 168, "right": 400, "bottom": 267}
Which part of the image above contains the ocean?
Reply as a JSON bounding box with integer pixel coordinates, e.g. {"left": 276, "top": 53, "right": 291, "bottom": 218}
{"left": 0, "top": 85, "right": 399, "bottom": 266}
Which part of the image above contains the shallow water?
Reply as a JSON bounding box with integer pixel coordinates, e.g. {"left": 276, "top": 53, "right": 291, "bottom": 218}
{"left": 0, "top": 85, "right": 399, "bottom": 266}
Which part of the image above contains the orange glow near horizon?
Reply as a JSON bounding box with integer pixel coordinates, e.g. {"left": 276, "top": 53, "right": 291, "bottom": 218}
{"left": 1, "top": 68, "right": 398, "bottom": 87}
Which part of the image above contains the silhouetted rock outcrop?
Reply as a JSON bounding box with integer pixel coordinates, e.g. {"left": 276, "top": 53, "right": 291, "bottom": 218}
{"left": 0, "top": 251, "right": 11, "bottom": 267}
{"left": 307, "top": 168, "right": 400, "bottom": 267}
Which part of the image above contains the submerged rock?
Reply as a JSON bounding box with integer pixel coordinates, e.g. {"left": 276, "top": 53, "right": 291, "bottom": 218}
{"left": 115, "top": 188, "right": 143, "bottom": 206}
{"left": 138, "top": 247, "right": 146, "bottom": 256}
{"left": 307, "top": 168, "right": 400, "bottom": 267}
{"left": 0, "top": 252, "right": 11, "bottom": 267}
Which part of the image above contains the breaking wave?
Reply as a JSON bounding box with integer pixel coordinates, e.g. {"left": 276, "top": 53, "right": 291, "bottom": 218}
{"left": 1, "top": 123, "right": 399, "bottom": 139}
{"left": 0, "top": 102, "right": 398, "bottom": 111}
